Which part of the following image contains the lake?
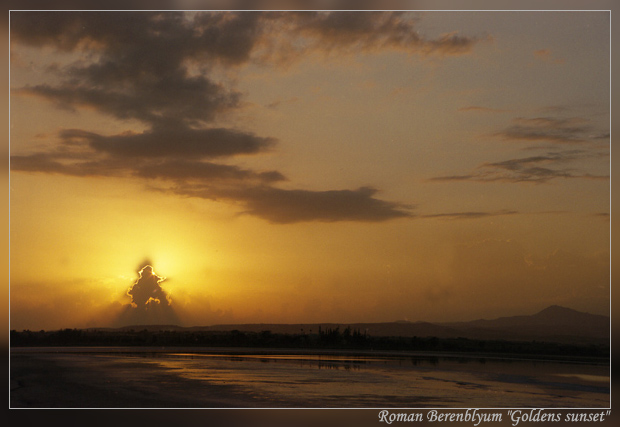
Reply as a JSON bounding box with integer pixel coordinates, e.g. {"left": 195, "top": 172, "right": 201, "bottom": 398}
{"left": 10, "top": 347, "right": 610, "bottom": 408}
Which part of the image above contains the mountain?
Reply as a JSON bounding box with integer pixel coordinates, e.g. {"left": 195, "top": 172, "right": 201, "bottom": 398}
{"left": 440, "top": 305, "right": 609, "bottom": 345}
{"left": 96, "top": 306, "right": 609, "bottom": 346}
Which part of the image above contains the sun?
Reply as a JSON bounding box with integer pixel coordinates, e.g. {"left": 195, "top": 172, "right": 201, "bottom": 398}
{"left": 146, "top": 251, "right": 183, "bottom": 280}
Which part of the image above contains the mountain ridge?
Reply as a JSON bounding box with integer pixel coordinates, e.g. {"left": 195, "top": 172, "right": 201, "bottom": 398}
{"left": 99, "top": 305, "right": 609, "bottom": 346}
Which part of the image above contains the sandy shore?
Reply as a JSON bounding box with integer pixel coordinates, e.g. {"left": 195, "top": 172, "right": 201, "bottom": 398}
{"left": 11, "top": 352, "right": 263, "bottom": 408}
{"left": 10, "top": 347, "right": 610, "bottom": 409}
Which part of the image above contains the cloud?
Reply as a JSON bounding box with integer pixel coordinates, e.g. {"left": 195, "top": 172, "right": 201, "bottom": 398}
{"left": 127, "top": 265, "right": 170, "bottom": 308}
{"left": 480, "top": 151, "right": 609, "bottom": 183}
{"left": 11, "top": 12, "right": 246, "bottom": 127}
{"left": 18, "top": 81, "right": 241, "bottom": 127}
{"left": 118, "top": 264, "right": 180, "bottom": 326}
{"left": 431, "top": 110, "right": 609, "bottom": 185}
{"left": 11, "top": 12, "right": 485, "bottom": 128}
{"left": 494, "top": 116, "right": 609, "bottom": 145}
{"left": 13, "top": 11, "right": 450, "bottom": 224}
{"left": 284, "top": 12, "right": 485, "bottom": 57}
{"left": 135, "top": 160, "right": 286, "bottom": 183}
{"left": 172, "top": 185, "right": 413, "bottom": 224}
{"left": 419, "top": 210, "right": 518, "bottom": 220}
{"left": 11, "top": 148, "right": 285, "bottom": 184}
{"left": 59, "top": 126, "right": 276, "bottom": 159}
{"left": 10, "top": 153, "right": 126, "bottom": 177}
{"left": 238, "top": 186, "right": 413, "bottom": 223}
{"left": 431, "top": 150, "right": 609, "bottom": 184}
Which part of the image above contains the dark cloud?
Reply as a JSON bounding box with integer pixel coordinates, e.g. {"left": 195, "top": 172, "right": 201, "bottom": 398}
{"left": 494, "top": 116, "right": 609, "bottom": 145}
{"left": 10, "top": 153, "right": 125, "bottom": 177}
{"left": 135, "top": 160, "right": 286, "bottom": 183}
{"left": 431, "top": 150, "right": 609, "bottom": 184}
{"left": 171, "top": 185, "right": 413, "bottom": 224}
{"left": 59, "top": 126, "right": 276, "bottom": 159}
{"left": 11, "top": 149, "right": 285, "bottom": 185}
{"left": 11, "top": 11, "right": 484, "bottom": 128}
{"left": 11, "top": 134, "right": 410, "bottom": 223}
{"left": 18, "top": 80, "right": 241, "bottom": 126}
{"left": 11, "top": 12, "right": 244, "bottom": 127}
{"left": 118, "top": 264, "right": 179, "bottom": 326}
{"left": 433, "top": 110, "right": 609, "bottom": 187}
{"left": 288, "top": 11, "right": 484, "bottom": 57}
{"left": 127, "top": 265, "right": 170, "bottom": 308}
{"left": 11, "top": 11, "right": 484, "bottom": 223}
{"left": 237, "top": 186, "right": 413, "bottom": 224}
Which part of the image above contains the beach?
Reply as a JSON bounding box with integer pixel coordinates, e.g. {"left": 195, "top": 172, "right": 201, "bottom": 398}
{"left": 10, "top": 347, "right": 610, "bottom": 409}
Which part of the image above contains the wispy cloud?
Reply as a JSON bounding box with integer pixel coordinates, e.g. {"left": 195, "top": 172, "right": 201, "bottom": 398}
{"left": 432, "top": 109, "right": 609, "bottom": 185}
{"left": 431, "top": 150, "right": 609, "bottom": 184}
{"left": 493, "top": 116, "right": 609, "bottom": 145}
{"left": 419, "top": 210, "right": 518, "bottom": 220}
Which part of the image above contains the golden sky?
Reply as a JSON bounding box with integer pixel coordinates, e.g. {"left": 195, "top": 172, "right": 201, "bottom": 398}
{"left": 9, "top": 11, "right": 610, "bottom": 330}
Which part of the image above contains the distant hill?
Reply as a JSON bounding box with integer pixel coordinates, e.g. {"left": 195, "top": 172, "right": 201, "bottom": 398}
{"left": 101, "top": 305, "right": 609, "bottom": 346}
{"left": 440, "top": 305, "right": 609, "bottom": 345}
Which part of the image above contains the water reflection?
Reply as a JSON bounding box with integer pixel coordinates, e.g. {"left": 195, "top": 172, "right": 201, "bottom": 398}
{"left": 11, "top": 348, "right": 610, "bottom": 408}
{"left": 140, "top": 351, "right": 608, "bottom": 408}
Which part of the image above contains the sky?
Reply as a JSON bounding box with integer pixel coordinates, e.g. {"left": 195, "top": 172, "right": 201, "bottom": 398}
{"left": 9, "top": 11, "right": 610, "bottom": 331}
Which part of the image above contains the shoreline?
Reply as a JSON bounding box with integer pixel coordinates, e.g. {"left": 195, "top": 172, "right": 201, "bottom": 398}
{"left": 10, "top": 347, "right": 610, "bottom": 409}
{"left": 10, "top": 345, "right": 610, "bottom": 366}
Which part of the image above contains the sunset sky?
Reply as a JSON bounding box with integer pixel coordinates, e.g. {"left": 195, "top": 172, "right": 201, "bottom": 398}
{"left": 9, "top": 11, "right": 610, "bottom": 331}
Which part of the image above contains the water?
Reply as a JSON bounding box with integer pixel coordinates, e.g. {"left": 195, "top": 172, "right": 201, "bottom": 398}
{"left": 10, "top": 348, "right": 610, "bottom": 408}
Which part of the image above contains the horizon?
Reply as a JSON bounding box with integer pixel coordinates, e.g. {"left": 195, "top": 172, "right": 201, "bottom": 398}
{"left": 12, "top": 303, "right": 610, "bottom": 333}
{"left": 9, "top": 11, "right": 610, "bottom": 332}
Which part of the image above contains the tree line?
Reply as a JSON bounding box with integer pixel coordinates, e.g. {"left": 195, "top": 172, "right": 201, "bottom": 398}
{"left": 9, "top": 327, "right": 609, "bottom": 360}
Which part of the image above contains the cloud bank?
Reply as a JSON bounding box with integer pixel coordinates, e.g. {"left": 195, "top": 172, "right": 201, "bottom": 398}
{"left": 13, "top": 11, "right": 475, "bottom": 223}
